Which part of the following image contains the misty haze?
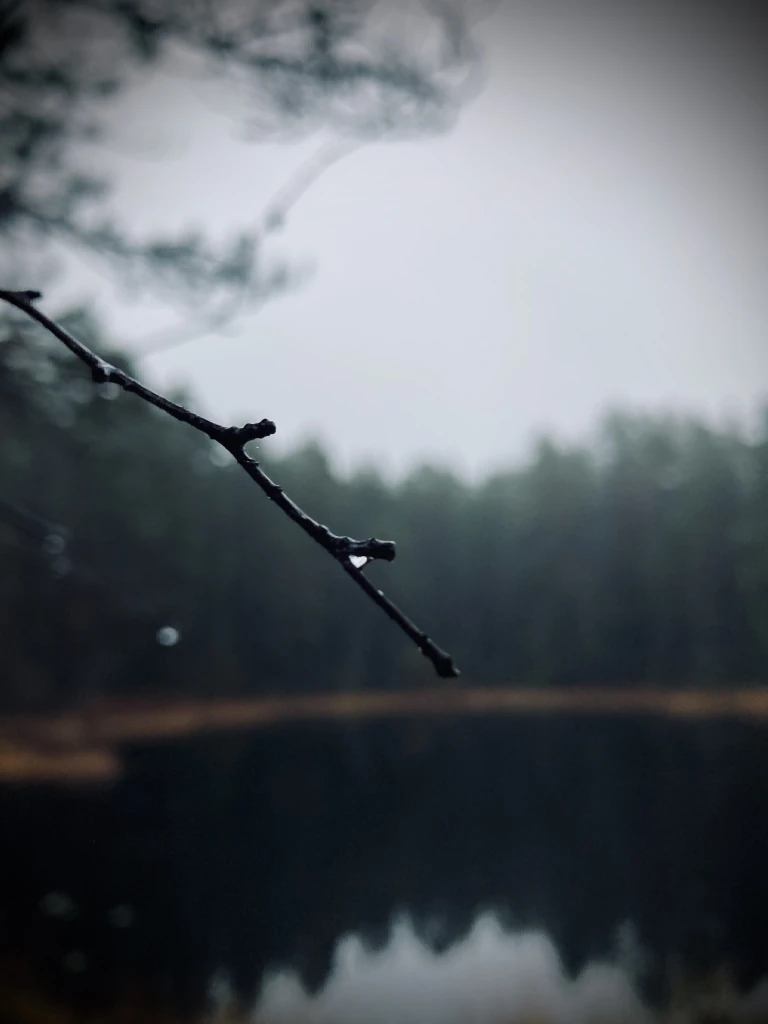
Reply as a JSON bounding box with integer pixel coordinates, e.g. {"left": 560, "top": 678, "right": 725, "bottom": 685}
{"left": 1, "top": 2, "right": 767, "bottom": 1023}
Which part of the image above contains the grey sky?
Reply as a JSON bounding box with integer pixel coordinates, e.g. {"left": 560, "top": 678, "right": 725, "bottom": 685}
{"left": 56, "top": 4, "right": 768, "bottom": 481}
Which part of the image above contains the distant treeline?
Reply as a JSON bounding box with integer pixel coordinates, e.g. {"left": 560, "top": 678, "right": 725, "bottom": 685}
{"left": 2, "top": 310, "right": 767, "bottom": 711}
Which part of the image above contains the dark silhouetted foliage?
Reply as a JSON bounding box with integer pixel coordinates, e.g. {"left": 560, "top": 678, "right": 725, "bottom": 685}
{"left": 0, "top": 0, "right": 482, "bottom": 299}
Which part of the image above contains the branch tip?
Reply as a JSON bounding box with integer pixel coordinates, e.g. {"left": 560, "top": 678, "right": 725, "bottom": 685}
{"left": 428, "top": 647, "right": 460, "bottom": 679}
{"left": 437, "top": 656, "right": 460, "bottom": 679}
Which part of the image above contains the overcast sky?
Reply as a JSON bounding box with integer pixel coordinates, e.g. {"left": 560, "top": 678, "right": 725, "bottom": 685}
{"left": 55, "top": 3, "right": 768, "bottom": 481}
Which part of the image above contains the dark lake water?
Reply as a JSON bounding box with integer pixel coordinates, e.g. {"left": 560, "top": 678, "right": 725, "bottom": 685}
{"left": 2, "top": 713, "right": 768, "bottom": 1020}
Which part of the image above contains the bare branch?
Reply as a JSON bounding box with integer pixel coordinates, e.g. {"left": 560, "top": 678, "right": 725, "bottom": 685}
{"left": 0, "top": 288, "right": 460, "bottom": 678}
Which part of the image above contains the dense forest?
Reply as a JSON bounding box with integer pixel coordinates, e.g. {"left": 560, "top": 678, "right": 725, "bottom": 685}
{"left": 2, "top": 308, "right": 768, "bottom": 712}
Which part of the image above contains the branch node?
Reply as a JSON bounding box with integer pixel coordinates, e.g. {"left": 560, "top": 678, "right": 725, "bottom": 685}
{"left": 227, "top": 419, "right": 277, "bottom": 444}
{"left": 90, "top": 363, "right": 113, "bottom": 385}
{"left": 336, "top": 536, "right": 396, "bottom": 563}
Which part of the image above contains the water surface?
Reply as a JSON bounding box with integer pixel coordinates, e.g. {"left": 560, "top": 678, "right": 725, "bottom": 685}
{"left": 2, "top": 713, "right": 767, "bottom": 1016}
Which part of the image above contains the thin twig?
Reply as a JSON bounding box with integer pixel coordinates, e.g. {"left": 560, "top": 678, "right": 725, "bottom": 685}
{"left": 0, "top": 288, "right": 459, "bottom": 678}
